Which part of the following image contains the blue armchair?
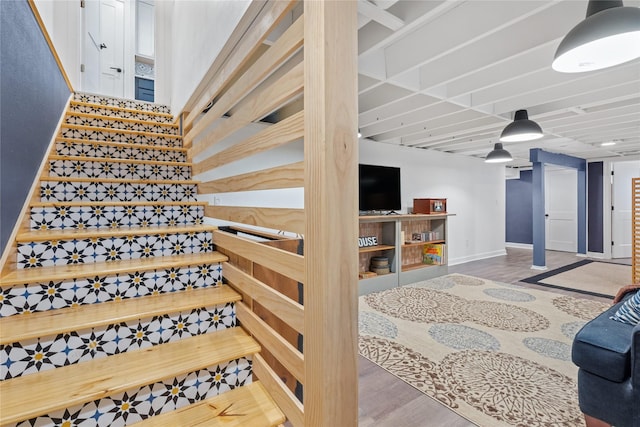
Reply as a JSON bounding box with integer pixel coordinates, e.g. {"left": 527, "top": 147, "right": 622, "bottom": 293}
{"left": 572, "top": 290, "right": 640, "bottom": 427}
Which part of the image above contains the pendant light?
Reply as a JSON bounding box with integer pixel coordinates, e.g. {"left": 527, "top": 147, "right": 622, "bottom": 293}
{"left": 499, "top": 110, "right": 543, "bottom": 142}
{"left": 552, "top": 0, "right": 640, "bottom": 73}
{"left": 485, "top": 143, "right": 513, "bottom": 163}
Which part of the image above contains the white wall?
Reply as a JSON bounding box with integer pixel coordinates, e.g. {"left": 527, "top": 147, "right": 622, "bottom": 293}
{"left": 165, "top": 0, "right": 250, "bottom": 115}
{"left": 359, "top": 140, "right": 507, "bottom": 265}
{"left": 33, "top": 0, "right": 82, "bottom": 90}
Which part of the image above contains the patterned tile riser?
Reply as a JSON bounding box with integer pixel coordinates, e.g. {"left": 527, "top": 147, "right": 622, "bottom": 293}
{"left": 60, "top": 128, "right": 179, "bottom": 148}
{"left": 16, "top": 231, "right": 213, "bottom": 269}
{"left": 30, "top": 205, "right": 203, "bottom": 231}
{"left": 1, "top": 263, "right": 222, "bottom": 317}
{"left": 1, "top": 301, "right": 235, "bottom": 380}
{"left": 49, "top": 159, "right": 191, "bottom": 181}
{"left": 73, "top": 93, "right": 171, "bottom": 115}
{"left": 10, "top": 357, "right": 252, "bottom": 427}
{"left": 69, "top": 104, "right": 174, "bottom": 124}
{"left": 40, "top": 181, "right": 198, "bottom": 203}
{"left": 65, "top": 115, "right": 179, "bottom": 135}
{"left": 56, "top": 141, "right": 186, "bottom": 163}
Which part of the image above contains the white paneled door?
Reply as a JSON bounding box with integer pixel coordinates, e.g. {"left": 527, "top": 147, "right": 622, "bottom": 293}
{"left": 545, "top": 167, "right": 578, "bottom": 253}
{"left": 612, "top": 160, "right": 640, "bottom": 258}
{"left": 82, "top": 0, "right": 124, "bottom": 97}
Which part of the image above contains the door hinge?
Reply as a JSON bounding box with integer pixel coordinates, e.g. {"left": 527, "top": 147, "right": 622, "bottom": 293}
{"left": 612, "top": 241, "right": 614, "bottom": 246}
{"left": 611, "top": 170, "right": 614, "bottom": 176}
{"left": 80, "top": 64, "right": 85, "bottom": 72}
{"left": 611, "top": 205, "right": 614, "bottom": 211}
{"left": 80, "top": 0, "right": 85, "bottom": 8}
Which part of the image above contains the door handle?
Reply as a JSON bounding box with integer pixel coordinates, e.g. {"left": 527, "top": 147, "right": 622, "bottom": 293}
{"left": 100, "top": 43, "right": 107, "bottom": 49}
{"left": 110, "top": 67, "right": 122, "bottom": 73}
{"left": 545, "top": 214, "right": 549, "bottom": 217}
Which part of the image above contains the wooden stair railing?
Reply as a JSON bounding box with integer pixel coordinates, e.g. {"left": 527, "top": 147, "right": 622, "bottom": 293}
{"left": 183, "top": 1, "right": 359, "bottom": 425}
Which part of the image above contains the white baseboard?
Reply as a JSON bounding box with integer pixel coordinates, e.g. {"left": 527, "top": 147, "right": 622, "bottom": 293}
{"left": 531, "top": 265, "right": 548, "bottom": 271}
{"left": 448, "top": 249, "right": 507, "bottom": 266}
{"left": 505, "top": 242, "right": 533, "bottom": 250}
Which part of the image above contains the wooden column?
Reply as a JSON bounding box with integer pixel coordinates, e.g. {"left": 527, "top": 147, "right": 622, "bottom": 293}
{"left": 303, "top": 1, "right": 358, "bottom": 426}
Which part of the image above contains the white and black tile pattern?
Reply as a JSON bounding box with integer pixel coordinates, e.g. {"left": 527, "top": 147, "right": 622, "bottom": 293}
{"left": 30, "top": 204, "right": 203, "bottom": 231}
{"left": 13, "top": 358, "right": 252, "bottom": 427}
{"left": 2, "top": 302, "right": 235, "bottom": 379}
{"left": 65, "top": 114, "right": 179, "bottom": 135}
{"left": 0, "top": 263, "right": 223, "bottom": 317}
{"left": 56, "top": 140, "right": 186, "bottom": 162}
{"left": 16, "top": 231, "right": 213, "bottom": 269}
{"left": 40, "top": 181, "right": 198, "bottom": 203}
{"left": 69, "top": 103, "right": 174, "bottom": 124}
{"left": 73, "top": 93, "right": 171, "bottom": 115}
{"left": 60, "top": 127, "right": 180, "bottom": 148}
{"left": 49, "top": 159, "right": 191, "bottom": 181}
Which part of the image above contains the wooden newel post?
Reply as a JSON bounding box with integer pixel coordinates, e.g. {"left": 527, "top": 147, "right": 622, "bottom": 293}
{"left": 304, "top": 1, "right": 359, "bottom": 426}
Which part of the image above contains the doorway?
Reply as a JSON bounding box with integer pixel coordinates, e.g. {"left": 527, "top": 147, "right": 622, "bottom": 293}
{"left": 545, "top": 167, "right": 578, "bottom": 253}
{"left": 82, "top": 0, "right": 125, "bottom": 97}
{"left": 611, "top": 160, "right": 640, "bottom": 258}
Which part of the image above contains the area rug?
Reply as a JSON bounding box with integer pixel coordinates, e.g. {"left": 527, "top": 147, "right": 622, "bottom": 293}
{"left": 521, "top": 260, "right": 632, "bottom": 298}
{"left": 358, "top": 274, "right": 612, "bottom": 427}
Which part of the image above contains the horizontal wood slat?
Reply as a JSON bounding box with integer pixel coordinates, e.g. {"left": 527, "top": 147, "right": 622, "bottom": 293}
{"left": 199, "top": 161, "right": 304, "bottom": 194}
{"left": 213, "top": 230, "right": 304, "bottom": 284}
{"left": 205, "top": 206, "right": 304, "bottom": 235}
{"left": 185, "top": 15, "right": 303, "bottom": 145}
{"left": 0, "top": 328, "right": 260, "bottom": 425}
{"left": 237, "top": 302, "right": 304, "bottom": 383}
{"left": 183, "top": 0, "right": 297, "bottom": 131}
{"left": 188, "top": 61, "right": 304, "bottom": 158}
{"left": 223, "top": 262, "right": 303, "bottom": 334}
{"left": 1, "top": 285, "right": 240, "bottom": 345}
{"left": 31, "top": 200, "right": 207, "bottom": 208}
{"left": 254, "top": 353, "right": 304, "bottom": 427}
{"left": 192, "top": 111, "right": 304, "bottom": 176}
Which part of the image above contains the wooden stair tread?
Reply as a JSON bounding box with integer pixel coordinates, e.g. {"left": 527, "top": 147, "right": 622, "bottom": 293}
{"left": 56, "top": 137, "right": 187, "bottom": 152}
{"left": 16, "top": 224, "right": 215, "bottom": 242}
{"left": 40, "top": 176, "right": 200, "bottom": 185}
{"left": 0, "top": 284, "right": 240, "bottom": 345}
{"left": 31, "top": 200, "right": 207, "bottom": 208}
{"left": 0, "top": 251, "right": 227, "bottom": 287}
{"left": 0, "top": 328, "right": 261, "bottom": 425}
{"left": 63, "top": 123, "right": 182, "bottom": 139}
{"left": 66, "top": 111, "right": 179, "bottom": 128}
{"left": 69, "top": 100, "right": 174, "bottom": 119}
{"left": 134, "top": 381, "right": 285, "bottom": 427}
{"left": 49, "top": 154, "right": 192, "bottom": 167}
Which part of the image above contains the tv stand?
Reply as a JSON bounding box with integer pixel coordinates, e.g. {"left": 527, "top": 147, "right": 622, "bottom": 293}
{"left": 358, "top": 213, "right": 452, "bottom": 295}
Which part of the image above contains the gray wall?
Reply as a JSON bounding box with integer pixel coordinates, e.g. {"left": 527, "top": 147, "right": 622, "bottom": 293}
{"left": 1, "top": 0, "right": 70, "bottom": 253}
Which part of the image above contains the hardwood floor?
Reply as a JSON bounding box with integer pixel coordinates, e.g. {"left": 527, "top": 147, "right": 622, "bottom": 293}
{"left": 357, "top": 248, "right": 622, "bottom": 427}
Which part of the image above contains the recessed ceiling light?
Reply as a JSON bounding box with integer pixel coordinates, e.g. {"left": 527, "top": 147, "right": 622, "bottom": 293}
{"left": 600, "top": 141, "right": 617, "bottom": 146}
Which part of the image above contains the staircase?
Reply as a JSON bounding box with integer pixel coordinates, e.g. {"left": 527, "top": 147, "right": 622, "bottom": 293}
{"left": 0, "top": 93, "right": 285, "bottom": 427}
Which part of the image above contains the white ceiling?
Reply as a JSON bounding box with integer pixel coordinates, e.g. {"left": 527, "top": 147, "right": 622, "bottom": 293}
{"left": 355, "top": 0, "right": 640, "bottom": 168}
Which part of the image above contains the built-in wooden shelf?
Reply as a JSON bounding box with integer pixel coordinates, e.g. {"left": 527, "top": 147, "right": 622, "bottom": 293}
{"left": 358, "top": 244, "right": 395, "bottom": 253}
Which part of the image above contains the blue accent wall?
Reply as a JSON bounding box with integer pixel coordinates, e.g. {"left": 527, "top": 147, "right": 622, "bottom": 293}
{"left": 588, "top": 162, "right": 604, "bottom": 253}
{"left": 506, "top": 170, "right": 533, "bottom": 244}
{"left": 0, "top": 1, "right": 70, "bottom": 253}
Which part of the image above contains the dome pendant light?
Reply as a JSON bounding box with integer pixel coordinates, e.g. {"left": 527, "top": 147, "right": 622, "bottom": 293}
{"left": 485, "top": 143, "right": 513, "bottom": 163}
{"left": 499, "top": 110, "right": 543, "bottom": 142}
{"left": 552, "top": 0, "right": 640, "bottom": 73}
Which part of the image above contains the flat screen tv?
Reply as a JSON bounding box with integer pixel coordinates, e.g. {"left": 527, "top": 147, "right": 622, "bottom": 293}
{"left": 359, "top": 164, "right": 401, "bottom": 212}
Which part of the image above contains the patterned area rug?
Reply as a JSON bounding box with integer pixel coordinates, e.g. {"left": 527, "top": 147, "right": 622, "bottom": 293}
{"left": 358, "top": 274, "right": 612, "bottom": 427}
{"left": 521, "top": 260, "right": 632, "bottom": 298}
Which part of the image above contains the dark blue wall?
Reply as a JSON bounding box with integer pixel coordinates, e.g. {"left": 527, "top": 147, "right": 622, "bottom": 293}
{"left": 505, "top": 170, "right": 533, "bottom": 244}
{"left": 1, "top": 1, "right": 70, "bottom": 253}
{"left": 587, "top": 162, "right": 604, "bottom": 253}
